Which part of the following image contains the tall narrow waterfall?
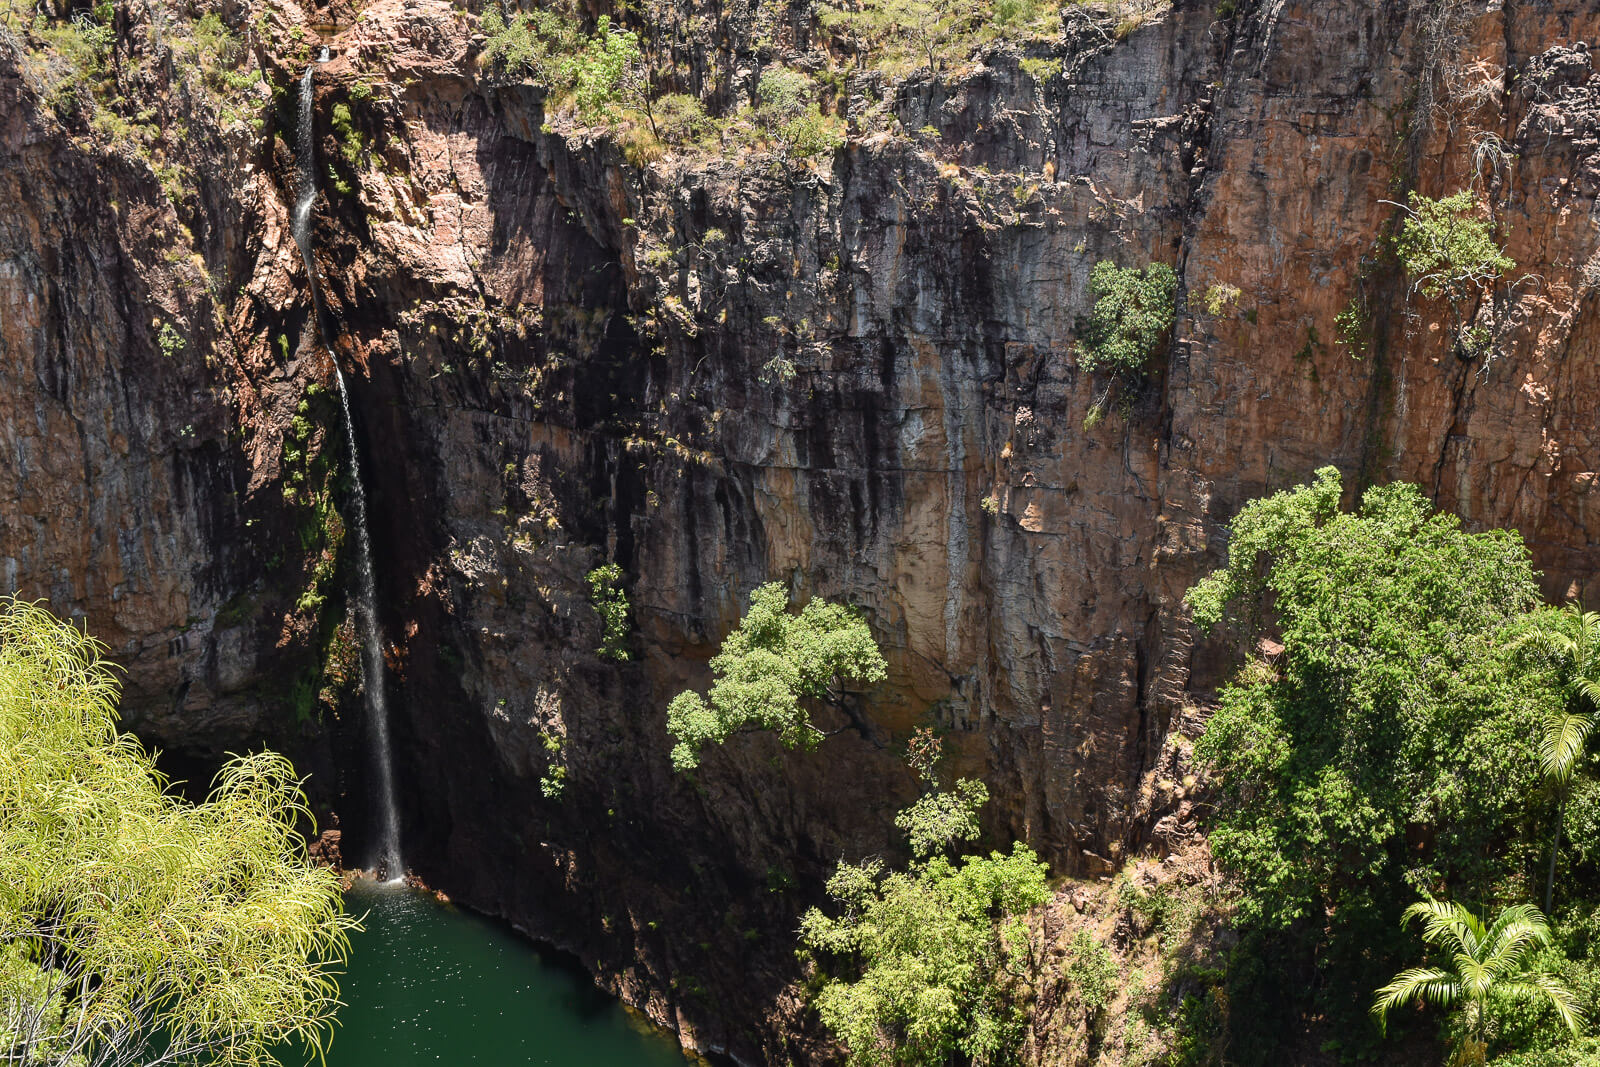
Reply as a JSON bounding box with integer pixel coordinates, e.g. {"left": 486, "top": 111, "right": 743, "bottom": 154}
{"left": 294, "top": 63, "right": 404, "bottom": 881}
{"left": 334, "top": 366, "right": 404, "bottom": 881}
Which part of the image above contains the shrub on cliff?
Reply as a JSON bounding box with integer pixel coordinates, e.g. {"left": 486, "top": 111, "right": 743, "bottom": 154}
{"left": 586, "top": 562, "right": 632, "bottom": 661}
{"left": 665, "top": 582, "right": 886, "bottom": 770}
{"left": 800, "top": 731, "right": 1049, "bottom": 1066}
{"left": 1077, "top": 259, "right": 1177, "bottom": 377}
{"left": 1391, "top": 189, "right": 1514, "bottom": 360}
{"left": 0, "top": 598, "right": 356, "bottom": 1067}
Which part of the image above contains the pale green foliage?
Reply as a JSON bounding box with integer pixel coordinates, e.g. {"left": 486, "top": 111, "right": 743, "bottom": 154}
{"left": 755, "top": 68, "right": 844, "bottom": 162}
{"left": 1077, "top": 260, "right": 1177, "bottom": 376}
{"left": 817, "top": 0, "right": 1053, "bottom": 77}
{"left": 585, "top": 563, "right": 631, "bottom": 662}
{"left": 477, "top": 8, "right": 581, "bottom": 83}
{"left": 478, "top": 10, "right": 654, "bottom": 133}
{"left": 1374, "top": 899, "right": 1583, "bottom": 1059}
{"left": 538, "top": 731, "right": 567, "bottom": 799}
{"left": 157, "top": 322, "right": 184, "bottom": 360}
{"left": 568, "top": 17, "right": 649, "bottom": 127}
{"left": 895, "top": 777, "right": 988, "bottom": 859}
{"left": 0, "top": 599, "right": 355, "bottom": 1067}
{"left": 666, "top": 582, "right": 886, "bottom": 770}
{"left": 819, "top": 0, "right": 981, "bottom": 76}
{"left": 1203, "top": 282, "right": 1241, "bottom": 317}
{"left": 330, "top": 102, "right": 363, "bottom": 168}
{"left": 800, "top": 842, "right": 1048, "bottom": 1066}
{"left": 1064, "top": 929, "right": 1118, "bottom": 1017}
{"left": 1394, "top": 191, "right": 1514, "bottom": 301}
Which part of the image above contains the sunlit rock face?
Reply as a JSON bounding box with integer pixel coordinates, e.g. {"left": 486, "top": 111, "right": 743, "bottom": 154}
{"left": 2, "top": 0, "right": 1599, "bottom": 1058}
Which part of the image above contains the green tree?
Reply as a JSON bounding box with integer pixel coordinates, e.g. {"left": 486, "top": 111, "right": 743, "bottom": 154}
{"left": 566, "top": 16, "right": 654, "bottom": 134}
{"left": 818, "top": 0, "right": 982, "bottom": 75}
{"left": 478, "top": 7, "right": 582, "bottom": 85}
{"left": 1391, "top": 190, "right": 1514, "bottom": 358}
{"left": 586, "top": 562, "right": 632, "bottom": 662}
{"left": 800, "top": 733, "right": 1048, "bottom": 1066}
{"left": 1374, "top": 899, "right": 1583, "bottom": 1065}
{"left": 666, "top": 582, "right": 886, "bottom": 771}
{"left": 755, "top": 68, "right": 843, "bottom": 163}
{"left": 1077, "top": 260, "right": 1177, "bottom": 377}
{"left": 0, "top": 599, "right": 356, "bottom": 1067}
{"left": 1510, "top": 604, "right": 1600, "bottom": 911}
{"left": 1185, "top": 467, "right": 1552, "bottom": 1053}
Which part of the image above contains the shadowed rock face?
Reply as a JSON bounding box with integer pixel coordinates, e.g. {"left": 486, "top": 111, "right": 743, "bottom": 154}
{"left": 3, "top": 0, "right": 1600, "bottom": 1058}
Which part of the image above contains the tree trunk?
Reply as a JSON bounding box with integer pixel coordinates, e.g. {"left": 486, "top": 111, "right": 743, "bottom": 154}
{"left": 1546, "top": 789, "right": 1566, "bottom": 915}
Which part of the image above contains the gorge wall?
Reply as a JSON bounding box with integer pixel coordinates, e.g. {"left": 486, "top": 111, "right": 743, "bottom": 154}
{"left": 2, "top": 0, "right": 1600, "bottom": 1059}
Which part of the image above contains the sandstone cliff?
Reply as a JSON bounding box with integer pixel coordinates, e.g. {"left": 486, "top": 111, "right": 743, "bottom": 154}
{"left": 2, "top": 0, "right": 1598, "bottom": 1059}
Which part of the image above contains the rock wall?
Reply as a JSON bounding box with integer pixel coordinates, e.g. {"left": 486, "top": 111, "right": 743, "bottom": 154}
{"left": 3, "top": 0, "right": 1600, "bottom": 1059}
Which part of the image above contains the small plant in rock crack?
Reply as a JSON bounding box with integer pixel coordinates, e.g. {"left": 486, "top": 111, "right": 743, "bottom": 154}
{"left": 585, "top": 563, "right": 632, "bottom": 662}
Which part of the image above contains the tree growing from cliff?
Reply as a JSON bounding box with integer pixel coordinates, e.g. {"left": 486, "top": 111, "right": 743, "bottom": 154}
{"left": 800, "top": 730, "right": 1049, "bottom": 1066}
{"left": 666, "top": 582, "right": 887, "bottom": 771}
{"left": 1077, "top": 260, "right": 1176, "bottom": 426}
{"left": 1391, "top": 190, "right": 1514, "bottom": 359}
{"left": 1185, "top": 467, "right": 1555, "bottom": 1054}
{"left": 586, "top": 563, "right": 632, "bottom": 661}
{"left": 0, "top": 598, "right": 356, "bottom": 1067}
{"left": 1373, "top": 898, "right": 1582, "bottom": 1064}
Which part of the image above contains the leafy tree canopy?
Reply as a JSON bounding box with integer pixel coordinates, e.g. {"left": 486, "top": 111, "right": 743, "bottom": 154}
{"left": 1076, "top": 259, "right": 1177, "bottom": 377}
{"left": 1393, "top": 190, "right": 1514, "bottom": 302}
{"left": 1185, "top": 467, "right": 1555, "bottom": 1047}
{"left": 0, "top": 599, "right": 355, "bottom": 1067}
{"left": 666, "top": 582, "right": 886, "bottom": 771}
{"left": 801, "top": 734, "right": 1047, "bottom": 1066}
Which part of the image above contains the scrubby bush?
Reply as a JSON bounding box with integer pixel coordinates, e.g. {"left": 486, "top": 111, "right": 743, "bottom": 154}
{"left": 1077, "top": 260, "right": 1177, "bottom": 376}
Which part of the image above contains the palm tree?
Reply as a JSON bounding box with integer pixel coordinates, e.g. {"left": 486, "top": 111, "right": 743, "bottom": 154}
{"left": 1510, "top": 603, "right": 1600, "bottom": 911}
{"left": 1373, "top": 898, "right": 1584, "bottom": 1064}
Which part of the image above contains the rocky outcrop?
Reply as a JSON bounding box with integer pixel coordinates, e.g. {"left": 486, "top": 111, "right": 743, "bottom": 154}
{"left": 3, "top": 0, "right": 1599, "bottom": 1060}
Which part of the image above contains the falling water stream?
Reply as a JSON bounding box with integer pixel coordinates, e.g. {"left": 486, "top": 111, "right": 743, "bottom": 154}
{"left": 293, "top": 60, "right": 403, "bottom": 879}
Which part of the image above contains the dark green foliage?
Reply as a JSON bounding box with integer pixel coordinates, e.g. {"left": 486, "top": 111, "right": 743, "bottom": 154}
{"left": 1184, "top": 467, "right": 1555, "bottom": 1055}
{"left": 1077, "top": 260, "right": 1177, "bottom": 376}
{"left": 585, "top": 563, "right": 631, "bottom": 662}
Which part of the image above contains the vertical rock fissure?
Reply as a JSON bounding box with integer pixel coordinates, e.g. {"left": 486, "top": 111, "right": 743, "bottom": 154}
{"left": 292, "top": 60, "right": 404, "bottom": 880}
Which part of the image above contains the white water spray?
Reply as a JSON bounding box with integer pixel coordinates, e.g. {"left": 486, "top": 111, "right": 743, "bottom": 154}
{"left": 293, "top": 63, "right": 404, "bottom": 881}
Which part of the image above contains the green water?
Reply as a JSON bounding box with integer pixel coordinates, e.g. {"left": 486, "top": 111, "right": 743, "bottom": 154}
{"left": 325, "top": 882, "right": 689, "bottom": 1065}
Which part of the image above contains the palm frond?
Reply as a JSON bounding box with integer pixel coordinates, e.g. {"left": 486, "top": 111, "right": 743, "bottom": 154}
{"left": 1541, "top": 710, "right": 1598, "bottom": 784}
{"left": 1373, "top": 968, "right": 1459, "bottom": 1034}
{"left": 1405, "top": 898, "right": 1482, "bottom": 954}
{"left": 1496, "top": 972, "right": 1586, "bottom": 1036}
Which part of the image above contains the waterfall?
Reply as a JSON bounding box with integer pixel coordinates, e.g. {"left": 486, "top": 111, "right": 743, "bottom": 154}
{"left": 334, "top": 366, "right": 404, "bottom": 881}
{"left": 294, "top": 63, "right": 404, "bottom": 881}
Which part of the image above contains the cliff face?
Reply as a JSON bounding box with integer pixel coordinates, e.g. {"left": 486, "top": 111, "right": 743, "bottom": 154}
{"left": 3, "top": 0, "right": 1600, "bottom": 1059}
